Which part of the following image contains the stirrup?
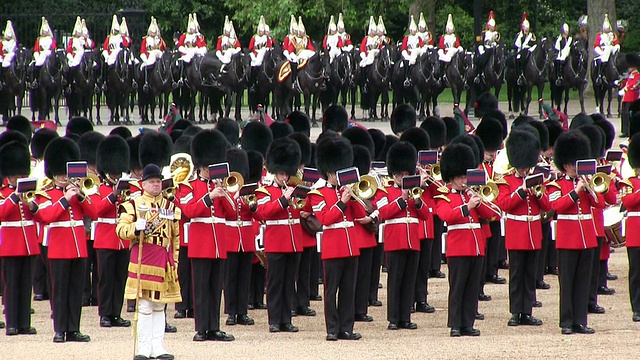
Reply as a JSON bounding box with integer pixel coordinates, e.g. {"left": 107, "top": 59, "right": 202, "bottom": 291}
{"left": 403, "top": 78, "right": 411, "bottom": 88}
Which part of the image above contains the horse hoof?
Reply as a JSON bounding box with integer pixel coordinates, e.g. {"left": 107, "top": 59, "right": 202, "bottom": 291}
{"left": 312, "top": 121, "right": 319, "bottom": 128}
{"left": 509, "top": 114, "right": 515, "bottom": 120}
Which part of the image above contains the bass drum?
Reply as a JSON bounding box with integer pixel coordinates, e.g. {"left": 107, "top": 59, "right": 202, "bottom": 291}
{"left": 603, "top": 206, "right": 626, "bottom": 248}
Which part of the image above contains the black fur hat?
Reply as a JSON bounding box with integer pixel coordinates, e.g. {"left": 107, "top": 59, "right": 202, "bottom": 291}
{"left": 78, "top": 131, "right": 105, "bottom": 166}
{"left": 127, "top": 136, "right": 143, "bottom": 171}
{"left": 343, "top": 126, "right": 375, "bottom": 156}
{"left": 109, "top": 126, "right": 133, "bottom": 139}
{"left": 44, "top": 137, "right": 80, "bottom": 178}
{"left": 65, "top": 133, "right": 80, "bottom": 143}
{"left": 317, "top": 129, "right": 340, "bottom": 145}
{"left": 443, "top": 116, "right": 460, "bottom": 144}
{"left": 227, "top": 148, "right": 249, "bottom": 180}
{"left": 399, "top": 127, "right": 431, "bottom": 151}
{"left": 484, "top": 109, "right": 508, "bottom": 139}
{"left": 172, "top": 135, "right": 193, "bottom": 155}
{"left": 0, "top": 141, "right": 31, "bottom": 177}
{"left": 169, "top": 129, "right": 183, "bottom": 143}
{"left": 216, "top": 118, "right": 240, "bottom": 146}
{"left": 507, "top": 130, "right": 541, "bottom": 169}
{"left": 511, "top": 115, "right": 533, "bottom": 130}
{"left": 316, "top": 136, "right": 353, "bottom": 179}
{"left": 287, "top": 132, "right": 311, "bottom": 166}
{"left": 97, "top": 136, "right": 130, "bottom": 178}
{"left": 626, "top": 53, "right": 640, "bottom": 68}
{"left": 266, "top": 137, "right": 301, "bottom": 176}
{"left": 270, "top": 121, "right": 294, "bottom": 140}
{"left": 285, "top": 111, "right": 311, "bottom": 136}
{"left": 0, "top": 130, "right": 28, "bottom": 148}
{"left": 470, "top": 135, "right": 485, "bottom": 167}
{"left": 381, "top": 135, "right": 398, "bottom": 163}
{"left": 66, "top": 116, "right": 93, "bottom": 136}
{"left": 241, "top": 121, "right": 273, "bottom": 157}
{"left": 553, "top": 130, "right": 592, "bottom": 170}
{"left": 30, "top": 128, "right": 59, "bottom": 160}
{"left": 191, "top": 129, "right": 228, "bottom": 168}
{"left": 367, "top": 128, "right": 387, "bottom": 161}
{"left": 420, "top": 116, "right": 446, "bottom": 148}
{"left": 6, "top": 115, "right": 32, "bottom": 143}
{"left": 182, "top": 125, "right": 203, "bottom": 137}
{"left": 352, "top": 144, "right": 371, "bottom": 176}
{"left": 390, "top": 104, "right": 417, "bottom": 135}
{"left": 322, "top": 105, "right": 349, "bottom": 133}
{"left": 578, "top": 125, "right": 605, "bottom": 158}
{"left": 139, "top": 131, "right": 173, "bottom": 168}
{"left": 569, "top": 113, "right": 594, "bottom": 130}
{"left": 628, "top": 133, "right": 640, "bottom": 169}
{"left": 543, "top": 120, "right": 564, "bottom": 148}
{"left": 440, "top": 143, "right": 477, "bottom": 183}
{"left": 528, "top": 121, "right": 550, "bottom": 151}
{"left": 387, "top": 141, "right": 417, "bottom": 176}
{"left": 475, "top": 117, "right": 503, "bottom": 151}
{"left": 449, "top": 134, "right": 481, "bottom": 167}
{"left": 308, "top": 143, "right": 317, "bottom": 168}
{"left": 593, "top": 118, "right": 615, "bottom": 150}
{"left": 172, "top": 119, "right": 193, "bottom": 131}
{"left": 475, "top": 92, "right": 498, "bottom": 117}
{"left": 246, "top": 150, "right": 264, "bottom": 183}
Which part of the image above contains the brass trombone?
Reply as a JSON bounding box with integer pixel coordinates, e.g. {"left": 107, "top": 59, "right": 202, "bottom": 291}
{"left": 68, "top": 174, "right": 100, "bottom": 203}
{"left": 463, "top": 182, "right": 502, "bottom": 216}
{"left": 419, "top": 164, "right": 444, "bottom": 187}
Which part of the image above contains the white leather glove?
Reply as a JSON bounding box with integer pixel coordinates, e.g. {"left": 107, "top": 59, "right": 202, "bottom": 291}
{"left": 135, "top": 218, "right": 147, "bottom": 231}
{"left": 618, "top": 89, "right": 626, "bottom": 97}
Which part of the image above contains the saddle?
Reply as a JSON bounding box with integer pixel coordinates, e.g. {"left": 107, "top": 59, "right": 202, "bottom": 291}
{"left": 277, "top": 59, "right": 308, "bottom": 83}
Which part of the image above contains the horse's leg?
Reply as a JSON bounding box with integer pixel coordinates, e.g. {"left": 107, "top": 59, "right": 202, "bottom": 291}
{"left": 606, "top": 88, "right": 613, "bottom": 118}
{"left": 524, "top": 87, "right": 532, "bottom": 116}
{"left": 224, "top": 92, "right": 232, "bottom": 118}
{"left": 235, "top": 92, "right": 242, "bottom": 121}
{"left": 579, "top": 85, "right": 586, "bottom": 114}
{"left": 304, "top": 92, "right": 311, "bottom": 119}
{"left": 537, "top": 84, "right": 544, "bottom": 119}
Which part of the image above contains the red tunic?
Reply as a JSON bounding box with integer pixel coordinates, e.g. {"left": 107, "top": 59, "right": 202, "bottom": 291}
{"left": 350, "top": 188, "right": 384, "bottom": 249}
{"left": 216, "top": 36, "right": 241, "bottom": 51}
{"left": 254, "top": 183, "right": 303, "bottom": 253}
{"left": 177, "top": 33, "right": 207, "bottom": 55}
{"left": 622, "top": 69, "right": 640, "bottom": 103}
{"left": 0, "top": 187, "right": 40, "bottom": 257}
{"left": 34, "top": 37, "right": 57, "bottom": 52}
{"left": 102, "top": 35, "right": 129, "bottom": 52}
{"left": 91, "top": 183, "right": 129, "bottom": 250}
{"left": 621, "top": 177, "right": 640, "bottom": 248}
{"left": 219, "top": 192, "right": 257, "bottom": 253}
{"left": 376, "top": 185, "right": 431, "bottom": 252}
{"left": 400, "top": 35, "right": 425, "bottom": 54}
{"left": 322, "top": 35, "right": 344, "bottom": 50}
{"left": 139, "top": 36, "right": 167, "bottom": 57}
{"left": 248, "top": 35, "right": 274, "bottom": 55}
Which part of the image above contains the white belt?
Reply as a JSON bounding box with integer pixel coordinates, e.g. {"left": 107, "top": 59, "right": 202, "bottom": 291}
{"left": 556, "top": 214, "right": 593, "bottom": 221}
{"left": 323, "top": 221, "right": 354, "bottom": 230}
{"left": 447, "top": 223, "right": 482, "bottom": 231}
{"left": 505, "top": 214, "right": 541, "bottom": 222}
{"left": 265, "top": 219, "right": 301, "bottom": 226}
{"left": 191, "top": 217, "right": 226, "bottom": 224}
{"left": 226, "top": 220, "right": 254, "bottom": 227}
{"left": 49, "top": 220, "right": 84, "bottom": 228}
{"left": 384, "top": 217, "right": 420, "bottom": 225}
{"left": 2, "top": 220, "right": 35, "bottom": 227}
{"left": 96, "top": 217, "right": 118, "bottom": 225}
{"left": 627, "top": 212, "right": 640, "bottom": 217}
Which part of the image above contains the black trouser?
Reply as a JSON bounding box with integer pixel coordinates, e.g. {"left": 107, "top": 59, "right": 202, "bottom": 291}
{"left": 355, "top": 246, "right": 375, "bottom": 315}
{"left": 224, "top": 252, "right": 253, "bottom": 316}
{"left": 33, "top": 244, "right": 50, "bottom": 299}
{"left": 249, "top": 262, "right": 266, "bottom": 305}
{"left": 485, "top": 222, "right": 501, "bottom": 280}
{"left": 599, "top": 259, "right": 609, "bottom": 288}
{"left": 175, "top": 246, "right": 193, "bottom": 312}
{"left": 83, "top": 240, "right": 98, "bottom": 304}
{"left": 536, "top": 222, "right": 552, "bottom": 281}
{"left": 447, "top": 256, "right": 483, "bottom": 329}
{"left": 622, "top": 101, "right": 632, "bottom": 136}
{"left": 266, "top": 252, "right": 301, "bottom": 326}
{"left": 96, "top": 249, "right": 129, "bottom": 318}
{"left": 293, "top": 246, "right": 314, "bottom": 310}
{"left": 368, "top": 242, "right": 384, "bottom": 303}
{"left": 2, "top": 256, "right": 35, "bottom": 329}
{"left": 545, "top": 228, "right": 558, "bottom": 270}
{"left": 589, "top": 237, "right": 605, "bottom": 307}
{"left": 309, "top": 250, "right": 321, "bottom": 299}
{"left": 386, "top": 250, "right": 419, "bottom": 324}
{"left": 628, "top": 248, "right": 640, "bottom": 313}
{"left": 430, "top": 216, "right": 444, "bottom": 273}
{"left": 415, "top": 239, "right": 433, "bottom": 304}
{"left": 557, "top": 248, "right": 594, "bottom": 328}
{"left": 49, "top": 258, "right": 86, "bottom": 333}
{"left": 323, "top": 256, "right": 358, "bottom": 334}
{"left": 508, "top": 250, "right": 538, "bottom": 315}
{"left": 191, "top": 258, "right": 223, "bottom": 332}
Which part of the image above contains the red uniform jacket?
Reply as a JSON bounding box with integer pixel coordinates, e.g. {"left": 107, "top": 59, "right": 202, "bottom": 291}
{"left": 102, "top": 35, "right": 129, "bottom": 52}
{"left": 376, "top": 185, "right": 431, "bottom": 252}
{"left": 435, "top": 186, "right": 495, "bottom": 257}
{"left": 339, "top": 33, "right": 353, "bottom": 47}
{"left": 547, "top": 177, "right": 604, "bottom": 249}
{"left": 66, "top": 37, "right": 95, "bottom": 55}
{"left": 420, "top": 186, "right": 436, "bottom": 240}
{"left": 91, "top": 183, "right": 129, "bottom": 250}
{"left": 254, "top": 183, "right": 303, "bottom": 253}
{"left": 438, "top": 35, "right": 461, "bottom": 50}
{"left": 284, "top": 36, "right": 315, "bottom": 54}
{"left": 495, "top": 174, "right": 551, "bottom": 250}
{"left": 299, "top": 199, "right": 317, "bottom": 248}
{"left": 219, "top": 192, "right": 257, "bottom": 253}
{"left": 0, "top": 187, "right": 40, "bottom": 257}
{"left": 621, "top": 177, "right": 640, "bottom": 247}
{"left": 140, "top": 36, "right": 167, "bottom": 57}
{"left": 177, "top": 33, "right": 207, "bottom": 54}
{"left": 400, "top": 35, "right": 425, "bottom": 54}
{"left": 350, "top": 188, "right": 384, "bottom": 249}
{"left": 322, "top": 35, "right": 344, "bottom": 50}
{"left": 593, "top": 32, "right": 620, "bottom": 49}
{"left": 309, "top": 184, "right": 359, "bottom": 260}
{"left": 622, "top": 69, "right": 640, "bottom": 103}
{"left": 177, "top": 178, "right": 226, "bottom": 259}
{"left": 35, "top": 186, "right": 96, "bottom": 259}
{"left": 216, "top": 36, "right": 241, "bottom": 51}
{"left": 34, "top": 37, "right": 57, "bottom": 52}
{"left": 249, "top": 35, "right": 274, "bottom": 54}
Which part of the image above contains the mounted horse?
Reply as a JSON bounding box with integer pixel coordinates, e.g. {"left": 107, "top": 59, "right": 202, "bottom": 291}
{"left": 183, "top": 52, "right": 225, "bottom": 123}
{"left": 512, "top": 38, "right": 551, "bottom": 117}
{"left": 361, "top": 43, "right": 393, "bottom": 121}
{"left": 105, "top": 47, "right": 133, "bottom": 124}
{"left": 473, "top": 42, "right": 505, "bottom": 100}
{"left": 248, "top": 44, "right": 282, "bottom": 119}
{"left": 438, "top": 49, "right": 469, "bottom": 108}
{"left": 65, "top": 49, "right": 100, "bottom": 123}
{"left": 411, "top": 48, "right": 441, "bottom": 118}
{"left": 550, "top": 39, "right": 588, "bottom": 114}
{"left": 320, "top": 50, "right": 353, "bottom": 116}
{"left": 0, "top": 47, "right": 29, "bottom": 122}
{"left": 219, "top": 50, "right": 251, "bottom": 121}
{"left": 591, "top": 51, "right": 626, "bottom": 117}
{"left": 136, "top": 49, "right": 174, "bottom": 124}
{"left": 274, "top": 51, "right": 327, "bottom": 122}
{"left": 29, "top": 49, "right": 66, "bottom": 123}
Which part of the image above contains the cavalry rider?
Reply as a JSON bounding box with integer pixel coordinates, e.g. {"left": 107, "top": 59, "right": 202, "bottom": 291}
{"left": 359, "top": 16, "right": 380, "bottom": 93}
{"left": 323, "top": 16, "right": 344, "bottom": 64}
{"left": 101, "top": 15, "right": 130, "bottom": 91}
{"left": 248, "top": 16, "right": 274, "bottom": 92}
{"left": 120, "top": 17, "right": 133, "bottom": 50}
{"left": 215, "top": 16, "right": 242, "bottom": 75}
{"left": 66, "top": 17, "right": 95, "bottom": 69}
{"left": 140, "top": 17, "right": 167, "bottom": 92}
{"left": 474, "top": 11, "right": 500, "bottom": 84}
{"left": 376, "top": 16, "right": 391, "bottom": 47}
{"left": 438, "top": 14, "right": 463, "bottom": 85}
{"left": 400, "top": 15, "right": 424, "bottom": 87}
{"left": 336, "top": 13, "right": 353, "bottom": 53}
{"left": 416, "top": 12, "right": 434, "bottom": 51}
{"left": 0, "top": 20, "right": 18, "bottom": 89}
{"left": 553, "top": 23, "right": 572, "bottom": 86}
{"left": 284, "top": 16, "right": 315, "bottom": 92}
{"left": 593, "top": 13, "right": 620, "bottom": 85}
{"left": 177, "top": 13, "right": 208, "bottom": 85}
{"left": 30, "top": 17, "right": 57, "bottom": 89}
{"left": 575, "top": 15, "right": 589, "bottom": 48}
{"left": 514, "top": 12, "right": 537, "bottom": 86}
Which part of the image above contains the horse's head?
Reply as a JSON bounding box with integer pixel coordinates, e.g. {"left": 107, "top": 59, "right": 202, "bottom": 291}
{"left": 378, "top": 44, "right": 392, "bottom": 71}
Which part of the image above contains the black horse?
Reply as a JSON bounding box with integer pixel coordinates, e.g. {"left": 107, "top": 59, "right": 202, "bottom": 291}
{"left": 29, "top": 49, "right": 66, "bottom": 123}
{"left": 249, "top": 44, "right": 282, "bottom": 118}
{"left": 220, "top": 50, "right": 251, "bottom": 121}
{"left": 390, "top": 54, "right": 420, "bottom": 110}
{"left": 550, "top": 40, "right": 588, "bottom": 115}
{"left": 0, "top": 47, "right": 29, "bottom": 122}
{"left": 473, "top": 43, "right": 505, "bottom": 100}
{"left": 439, "top": 50, "right": 469, "bottom": 108}
{"left": 591, "top": 51, "right": 626, "bottom": 117}
{"left": 105, "top": 48, "right": 133, "bottom": 124}
{"left": 320, "top": 51, "right": 353, "bottom": 116}
{"left": 184, "top": 53, "right": 225, "bottom": 123}
{"left": 65, "top": 49, "right": 100, "bottom": 123}
{"left": 361, "top": 43, "right": 392, "bottom": 121}
{"left": 517, "top": 38, "right": 552, "bottom": 117}
{"left": 137, "top": 49, "right": 174, "bottom": 124}
{"left": 412, "top": 48, "right": 442, "bottom": 118}
{"left": 274, "top": 52, "right": 327, "bottom": 121}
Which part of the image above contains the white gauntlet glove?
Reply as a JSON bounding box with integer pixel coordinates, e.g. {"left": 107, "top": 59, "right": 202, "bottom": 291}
{"left": 135, "top": 218, "right": 147, "bottom": 231}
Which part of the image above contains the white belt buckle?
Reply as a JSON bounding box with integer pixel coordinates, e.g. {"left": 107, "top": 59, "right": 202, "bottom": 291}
{"left": 71, "top": 220, "right": 76, "bottom": 227}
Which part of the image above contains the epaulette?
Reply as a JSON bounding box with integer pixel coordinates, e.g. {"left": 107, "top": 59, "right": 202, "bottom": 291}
{"left": 308, "top": 189, "right": 323, "bottom": 197}
{"left": 492, "top": 176, "right": 508, "bottom": 185}
{"left": 436, "top": 186, "right": 450, "bottom": 194}
{"left": 546, "top": 181, "right": 561, "bottom": 189}
{"left": 128, "top": 181, "right": 142, "bottom": 190}
{"left": 433, "top": 194, "right": 451, "bottom": 203}
{"left": 377, "top": 186, "right": 388, "bottom": 194}
{"left": 619, "top": 179, "right": 634, "bottom": 188}
{"left": 255, "top": 187, "right": 271, "bottom": 196}
{"left": 178, "top": 181, "right": 193, "bottom": 189}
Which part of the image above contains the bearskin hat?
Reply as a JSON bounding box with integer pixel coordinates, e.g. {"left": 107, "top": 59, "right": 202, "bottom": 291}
{"left": 507, "top": 130, "right": 541, "bottom": 169}
{"left": 266, "top": 137, "right": 301, "bottom": 176}
{"left": 285, "top": 111, "right": 311, "bottom": 136}
{"left": 227, "top": 148, "right": 249, "bottom": 180}
{"left": 317, "top": 129, "right": 340, "bottom": 145}
{"left": 270, "top": 121, "right": 294, "bottom": 140}
{"left": 322, "top": 105, "right": 349, "bottom": 133}
{"left": 626, "top": 53, "right": 640, "bottom": 69}
{"left": 241, "top": 121, "right": 273, "bottom": 156}
{"left": 440, "top": 143, "right": 477, "bottom": 183}
{"left": 543, "top": 120, "right": 564, "bottom": 148}
{"left": 109, "top": 126, "right": 132, "bottom": 139}
{"left": 470, "top": 134, "right": 485, "bottom": 167}
{"left": 308, "top": 143, "right": 317, "bottom": 168}
{"left": 246, "top": 150, "right": 264, "bottom": 183}
{"left": 182, "top": 125, "right": 203, "bottom": 137}
{"left": 139, "top": 131, "right": 173, "bottom": 168}
{"left": 475, "top": 117, "right": 503, "bottom": 151}
{"left": 628, "top": 133, "right": 640, "bottom": 169}
{"left": 316, "top": 136, "right": 353, "bottom": 179}
{"left": 553, "top": 130, "right": 592, "bottom": 170}
{"left": 399, "top": 127, "right": 431, "bottom": 151}
{"left": 593, "top": 117, "right": 615, "bottom": 150}
{"left": 449, "top": 134, "right": 481, "bottom": 168}
{"left": 172, "top": 119, "right": 193, "bottom": 131}
{"left": 287, "top": 132, "right": 311, "bottom": 166}
{"left": 127, "top": 136, "right": 143, "bottom": 172}
{"left": 352, "top": 144, "right": 371, "bottom": 176}
{"left": 475, "top": 92, "right": 498, "bottom": 117}
{"left": 191, "top": 129, "right": 228, "bottom": 168}
{"left": 381, "top": 134, "right": 399, "bottom": 163}
{"left": 442, "top": 116, "right": 460, "bottom": 144}
{"left": 342, "top": 126, "right": 375, "bottom": 156}
{"left": 216, "top": 118, "right": 240, "bottom": 146}
{"left": 66, "top": 116, "right": 93, "bottom": 136}
{"left": 390, "top": 104, "right": 417, "bottom": 135}
{"left": 512, "top": 115, "right": 533, "bottom": 130}
{"left": 97, "top": 135, "right": 130, "bottom": 178}
{"left": 78, "top": 131, "right": 105, "bottom": 166}
{"left": 386, "top": 141, "right": 418, "bottom": 176}
{"left": 44, "top": 137, "right": 80, "bottom": 178}
{"left": 569, "top": 113, "right": 593, "bottom": 130}
{"left": 578, "top": 125, "right": 605, "bottom": 158}
{"left": 0, "top": 141, "right": 31, "bottom": 177}
{"left": 169, "top": 129, "right": 183, "bottom": 143}
{"left": 420, "top": 116, "right": 446, "bottom": 148}
{"left": 30, "top": 128, "right": 59, "bottom": 160}
{"left": 484, "top": 109, "right": 508, "bottom": 139}
{"left": 528, "top": 120, "right": 549, "bottom": 151}
{"left": 172, "top": 135, "right": 192, "bottom": 155}
{"left": 367, "top": 128, "right": 387, "bottom": 161}
{"left": 0, "top": 130, "right": 28, "bottom": 148}
{"left": 6, "top": 115, "right": 32, "bottom": 143}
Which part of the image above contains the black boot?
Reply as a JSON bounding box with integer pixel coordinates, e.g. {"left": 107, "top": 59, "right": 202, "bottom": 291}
{"left": 143, "top": 67, "right": 150, "bottom": 93}
{"left": 403, "top": 60, "right": 411, "bottom": 87}
{"left": 361, "top": 66, "right": 369, "bottom": 93}
{"left": 555, "top": 61, "right": 563, "bottom": 86}
{"left": 595, "top": 61, "right": 604, "bottom": 85}
{"left": 249, "top": 66, "right": 258, "bottom": 93}
{"left": 31, "top": 65, "right": 40, "bottom": 89}
{"left": 176, "top": 60, "right": 184, "bottom": 88}
{"left": 290, "top": 61, "right": 301, "bottom": 92}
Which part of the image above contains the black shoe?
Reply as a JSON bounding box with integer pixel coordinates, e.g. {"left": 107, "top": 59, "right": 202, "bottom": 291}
{"left": 165, "top": 323, "right": 177, "bottom": 333}
{"left": 387, "top": 322, "right": 399, "bottom": 330}
{"left": 66, "top": 331, "right": 90, "bottom": 342}
{"left": 536, "top": 280, "right": 551, "bottom": 290}
{"left": 247, "top": 304, "right": 254, "bottom": 310}
{"left": 507, "top": 314, "right": 520, "bottom": 326}
{"left": 532, "top": 300, "right": 543, "bottom": 308}
{"left": 597, "top": 286, "right": 615, "bottom": 295}
{"left": 561, "top": 326, "right": 573, "bottom": 335}
{"left": 193, "top": 331, "right": 207, "bottom": 341}
{"left": 127, "top": 304, "right": 136, "bottom": 313}
{"left": 310, "top": 295, "right": 322, "bottom": 301}
{"left": 237, "top": 314, "right": 254, "bottom": 325}
{"left": 475, "top": 312, "right": 485, "bottom": 320}
{"left": 572, "top": 324, "right": 595, "bottom": 334}
{"left": 296, "top": 307, "right": 316, "bottom": 316}
{"left": 429, "top": 270, "right": 446, "bottom": 278}
{"left": 226, "top": 315, "right": 237, "bottom": 325}
{"left": 520, "top": 314, "right": 543, "bottom": 326}
{"left": 100, "top": 316, "right": 112, "bottom": 327}
{"left": 290, "top": 309, "right": 297, "bottom": 317}
{"left": 326, "top": 333, "right": 338, "bottom": 341}
{"left": 30, "top": 308, "right": 35, "bottom": 314}
{"left": 607, "top": 272, "right": 618, "bottom": 281}
{"left": 354, "top": 314, "right": 373, "bottom": 322}
{"left": 398, "top": 321, "right": 418, "bottom": 330}
{"left": 254, "top": 303, "right": 267, "bottom": 310}
{"left": 486, "top": 275, "right": 507, "bottom": 284}
{"left": 410, "top": 305, "right": 415, "bottom": 313}
{"left": 338, "top": 331, "right": 362, "bottom": 340}
{"left": 269, "top": 324, "right": 280, "bottom": 333}
{"left": 6, "top": 327, "right": 18, "bottom": 336}
{"left": 415, "top": 302, "right": 435, "bottom": 313}
{"left": 53, "top": 332, "right": 65, "bottom": 343}
{"left": 378, "top": 283, "right": 383, "bottom": 288}
{"left": 207, "top": 330, "right": 235, "bottom": 341}
{"left": 280, "top": 323, "right": 299, "bottom": 332}
{"left": 111, "top": 317, "right": 131, "bottom": 327}
{"left": 18, "top": 327, "right": 37, "bottom": 335}
{"left": 33, "top": 294, "right": 45, "bottom": 301}
{"left": 450, "top": 328, "right": 461, "bottom": 337}
{"left": 460, "top": 327, "right": 481, "bottom": 336}
{"left": 155, "top": 354, "right": 175, "bottom": 360}
{"left": 369, "top": 300, "right": 382, "bottom": 307}
{"left": 478, "top": 294, "right": 492, "bottom": 301}
{"left": 633, "top": 312, "right": 640, "bottom": 322}
{"left": 588, "top": 304, "right": 605, "bottom": 314}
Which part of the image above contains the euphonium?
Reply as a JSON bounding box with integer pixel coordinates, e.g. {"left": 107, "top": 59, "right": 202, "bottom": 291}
{"left": 244, "top": 193, "right": 258, "bottom": 208}
{"left": 80, "top": 174, "right": 100, "bottom": 196}
{"left": 531, "top": 184, "right": 545, "bottom": 198}
{"left": 589, "top": 172, "right": 611, "bottom": 194}
{"left": 477, "top": 181, "right": 499, "bottom": 203}
{"left": 223, "top": 172, "right": 245, "bottom": 193}
{"left": 352, "top": 175, "right": 378, "bottom": 200}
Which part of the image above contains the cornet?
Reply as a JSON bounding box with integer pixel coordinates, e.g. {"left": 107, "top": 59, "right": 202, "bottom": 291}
{"left": 68, "top": 174, "right": 100, "bottom": 203}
